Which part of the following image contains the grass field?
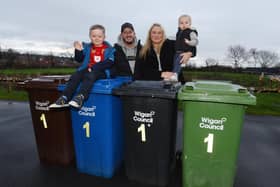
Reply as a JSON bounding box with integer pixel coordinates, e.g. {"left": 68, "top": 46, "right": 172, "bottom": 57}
{"left": 0, "top": 85, "right": 279, "bottom": 116}
{"left": 1, "top": 68, "right": 277, "bottom": 88}
{"left": 0, "top": 68, "right": 279, "bottom": 116}
{"left": 247, "top": 92, "right": 280, "bottom": 115}
{"left": 0, "top": 68, "right": 75, "bottom": 76}
{"left": 0, "top": 86, "right": 28, "bottom": 101}
{"left": 183, "top": 71, "right": 279, "bottom": 88}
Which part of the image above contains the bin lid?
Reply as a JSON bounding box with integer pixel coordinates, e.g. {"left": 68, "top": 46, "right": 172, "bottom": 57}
{"left": 91, "top": 78, "right": 129, "bottom": 94}
{"left": 58, "top": 78, "right": 128, "bottom": 95}
{"left": 115, "top": 76, "right": 132, "bottom": 82}
{"left": 22, "top": 75, "right": 70, "bottom": 90}
{"left": 177, "top": 80, "right": 256, "bottom": 105}
{"left": 113, "top": 80, "right": 181, "bottom": 99}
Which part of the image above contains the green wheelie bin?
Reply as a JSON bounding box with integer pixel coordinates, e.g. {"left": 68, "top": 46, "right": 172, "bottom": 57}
{"left": 177, "top": 80, "right": 256, "bottom": 187}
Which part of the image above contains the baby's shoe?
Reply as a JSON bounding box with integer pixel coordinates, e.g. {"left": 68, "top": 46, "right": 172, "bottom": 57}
{"left": 169, "top": 73, "right": 178, "bottom": 82}
{"left": 181, "top": 63, "right": 186, "bottom": 68}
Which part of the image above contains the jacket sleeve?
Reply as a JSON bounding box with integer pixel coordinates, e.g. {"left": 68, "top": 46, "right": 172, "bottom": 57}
{"left": 74, "top": 49, "right": 84, "bottom": 63}
{"left": 187, "top": 31, "right": 199, "bottom": 46}
{"left": 92, "top": 47, "right": 115, "bottom": 71}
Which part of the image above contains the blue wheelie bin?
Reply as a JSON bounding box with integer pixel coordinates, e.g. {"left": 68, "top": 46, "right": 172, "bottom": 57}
{"left": 58, "top": 77, "right": 130, "bottom": 178}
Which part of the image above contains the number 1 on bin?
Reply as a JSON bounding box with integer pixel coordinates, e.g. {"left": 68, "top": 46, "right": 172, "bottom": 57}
{"left": 138, "top": 124, "right": 146, "bottom": 142}
{"left": 204, "top": 133, "right": 214, "bottom": 153}
{"left": 40, "top": 113, "right": 48, "bottom": 128}
{"left": 83, "top": 122, "right": 90, "bottom": 138}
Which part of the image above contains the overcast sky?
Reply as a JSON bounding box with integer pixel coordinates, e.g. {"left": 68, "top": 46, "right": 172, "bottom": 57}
{"left": 1, "top": 0, "right": 280, "bottom": 66}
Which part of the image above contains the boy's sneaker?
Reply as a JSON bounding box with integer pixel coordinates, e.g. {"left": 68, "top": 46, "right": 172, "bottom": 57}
{"left": 49, "top": 96, "right": 69, "bottom": 108}
{"left": 69, "top": 94, "right": 84, "bottom": 109}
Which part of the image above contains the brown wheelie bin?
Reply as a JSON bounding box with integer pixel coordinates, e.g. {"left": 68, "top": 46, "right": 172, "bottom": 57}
{"left": 23, "top": 75, "right": 74, "bottom": 166}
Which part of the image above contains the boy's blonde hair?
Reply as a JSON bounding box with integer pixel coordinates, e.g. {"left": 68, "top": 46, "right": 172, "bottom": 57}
{"left": 89, "top": 24, "right": 105, "bottom": 36}
{"left": 178, "top": 14, "right": 192, "bottom": 26}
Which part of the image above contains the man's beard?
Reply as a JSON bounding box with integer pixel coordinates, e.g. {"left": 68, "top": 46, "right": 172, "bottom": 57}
{"left": 124, "top": 38, "right": 134, "bottom": 45}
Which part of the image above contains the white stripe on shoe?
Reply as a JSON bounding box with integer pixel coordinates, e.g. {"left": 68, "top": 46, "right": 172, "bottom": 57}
{"left": 49, "top": 103, "right": 69, "bottom": 108}
{"left": 69, "top": 100, "right": 80, "bottom": 108}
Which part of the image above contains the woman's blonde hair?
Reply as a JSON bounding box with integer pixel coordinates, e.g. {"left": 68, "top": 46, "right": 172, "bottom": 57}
{"left": 139, "top": 23, "right": 166, "bottom": 59}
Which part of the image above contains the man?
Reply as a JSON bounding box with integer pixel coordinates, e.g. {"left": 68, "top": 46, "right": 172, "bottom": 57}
{"left": 111, "top": 22, "right": 142, "bottom": 77}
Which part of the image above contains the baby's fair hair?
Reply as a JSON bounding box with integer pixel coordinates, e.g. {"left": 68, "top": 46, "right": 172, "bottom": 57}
{"left": 89, "top": 24, "right": 105, "bottom": 36}
{"left": 178, "top": 14, "right": 192, "bottom": 26}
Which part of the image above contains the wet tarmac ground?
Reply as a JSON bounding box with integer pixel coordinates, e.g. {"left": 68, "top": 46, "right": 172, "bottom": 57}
{"left": 0, "top": 100, "right": 279, "bottom": 187}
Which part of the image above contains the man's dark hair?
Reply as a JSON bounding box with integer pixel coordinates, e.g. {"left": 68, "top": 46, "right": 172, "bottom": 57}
{"left": 121, "top": 22, "right": 134, "bottom": 32}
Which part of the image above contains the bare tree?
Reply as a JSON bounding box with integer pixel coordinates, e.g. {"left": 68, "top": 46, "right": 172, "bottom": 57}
{"left": 257, "top": 50, "right": 279, "bottom": 68}
{"left": 227, "top": 45, "right": 248, "bottom": 68}
{"left": 248, "top": 48, "right": 259, "bottom": 67}
{"left": 205, "top": 58, "right": 219, "bottom": 67}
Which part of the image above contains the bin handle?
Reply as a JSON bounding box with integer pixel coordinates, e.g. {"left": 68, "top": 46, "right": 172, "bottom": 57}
{"left": 183, "top": 86, "right": 194, "bottom": 91}
{"left": 238, "top": 88, "right": 247, "bottom": 93}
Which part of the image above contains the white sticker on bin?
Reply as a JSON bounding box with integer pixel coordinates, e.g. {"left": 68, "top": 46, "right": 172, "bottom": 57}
{"left": 78, "top": 106, "right": 96, "bottom": 117}
{"left": 133, "top": 110, "right": 155, "bottom": 143}
{"left": 35, "top": 101, "right": 50, "bottom": 111}
{"left": 133, "top": 110, "right": 155, "bottom": 123}
{"left": 199, "top": 117, "right": 227, "bottom": 131}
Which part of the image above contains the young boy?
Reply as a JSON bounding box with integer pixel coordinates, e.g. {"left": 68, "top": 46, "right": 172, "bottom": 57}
{"left": 170, "top": 14, "right": 198, "bottom": 81}
{"left": 49, "top": 24, "right": 115, "bottom": 109}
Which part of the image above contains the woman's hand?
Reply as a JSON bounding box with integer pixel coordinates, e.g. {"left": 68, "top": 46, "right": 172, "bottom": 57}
{"left": 161, "top": 72, "right": 175, "bottom": 79}
{"left": 180, "top": 52, "right": 192, "bottom": 65}
{"left": 73, "top": 41, "right": 83, "bottom": 51}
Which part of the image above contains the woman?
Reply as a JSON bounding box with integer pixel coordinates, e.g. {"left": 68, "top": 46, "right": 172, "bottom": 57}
{"left": 134, "top": 23, "right": 192, "bottom": 81}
